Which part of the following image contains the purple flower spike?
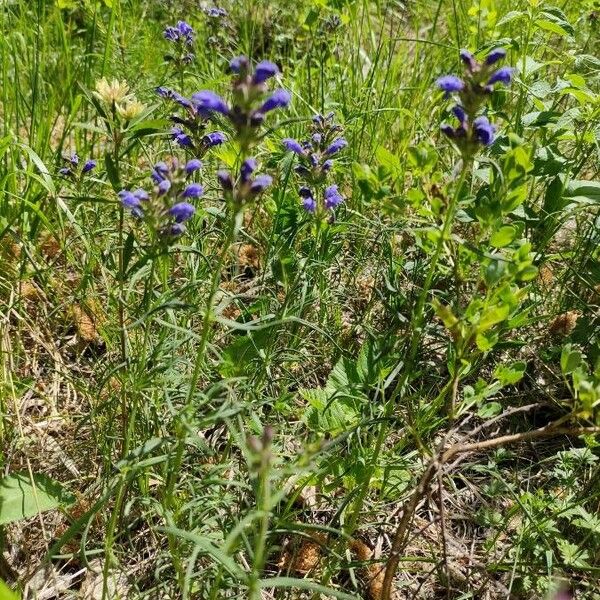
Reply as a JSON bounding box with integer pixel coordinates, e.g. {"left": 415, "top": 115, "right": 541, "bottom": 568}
{"left": 229, "top": 55, "right": 249, "bottom": 73}
{"left": 157, "top": 179, "right": 172, "bottom": 195}
{"left": 488, "top": 67, "right": 514, "bottom": 86}
{"left": 249, "top": 174, "right": 273, "bottom": 194}
{"left": 283, "top": 138, "right": 304, "bottom": 155}
{"left": 302, "top": 196, "right": 317, "bottom": 213}
{"left": 260, "top": 89, "right": 291, "bottom": 113}
{"left": 325, "top": 137, "right": 348, "bottom": 156}
{"left": 486, "top": 48, "right": 506, "bottom": 65}
{"left": 82, "top": 160, "right": 96, "bottom": 174}
{"left": 185, "top": 159, "right": 203, "bottom": 174}
{"left": 203, "top": 131, "right": 227, "bottom": 146}
{"left": 241, "top": 158, "right": 257, "bottom": 183}
{"left": 473, "top": 116, "right": 496, "bottom": 145}
{"left": 170, "top": 201, "right": 196, "bottom": 223}
{"left": 133, "top": 189, "right": 149, "bottom": 201}
{"left": 182, "top": 183, "right": 204, "bottom": 199}
{"left": 324, "top": 184, "right": 344, "bottom": 210}
{"left": 253, "top": 60, "right": 279, "bottom": 84}
{"left": 436, "top": 75, "right": 464, "bottom": 94}
{"left": 217, "top": 170, "right": 233, "bottom": 191}
{"left": 191, "top": 91, "right": 229, "bottom": 115}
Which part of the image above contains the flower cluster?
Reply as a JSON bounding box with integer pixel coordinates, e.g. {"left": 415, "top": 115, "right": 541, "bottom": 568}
{"left": 94, "top": 78, "right": 146, "bottom": 122}
{"left": 59, "top": 153, "right": 96, "bottom": 180}
{"left": 203, "top": 6, "right": 231, "bottom": 52}
{"left": 217, "top": 158, "right": 273, "bottom": 206}
{"left": 163, "top": 20, "right": 195, "bottom": 65}
{"left": 156, "top": 86, "right": 228, "bottom": 156}
{"left": 282, "top": 112, "right": 347, "bottom": 215}
{"left": 191, "top": 56, "right": 290, "bottom": 150}
{"left": 119, "top": 157, "right": 203, "bottom": 239}
{"left": 436, "top": 47, "right": 514, "bottom": 155}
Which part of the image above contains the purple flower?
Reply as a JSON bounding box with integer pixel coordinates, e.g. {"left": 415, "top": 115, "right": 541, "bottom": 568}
{"left": 182, "top": 183, "right": 203, "bottom": 198}
{"left": 283, "top": 138, "right": 304, "bottom": 155}
{"left": 157, "top": 179, "right": 171, "bottom": 195}
{"left": 155, "top": 161, "right": 169, "bottom": 175}
{"left": 202, "top": 131, "right": 227, "bottom": 146}
{"left": 229, "top": 55, "right": 249, "bottom": 73}
{"left": 309, "top": 153, "right": 319, "bottom": 167}
{"left": 168, "top": 223, "right": 186, "bottom": 236}
{"left": 249, "top": 174, "right": 273, "bottom": 194}
{"left": 325, "top": 137, "right": 347, "bottom": 156}
{"left": 133, "top": 188, "right": 149, "bottom": 201}
{"left": 459, "top": 49, "right": 477, "bottom": 71}
{"left": 173, "top": 92, "right": 193, "bottom": 109}
{"left": 253, "top": 60, "right": 279, "bottom": 84}
{"left": 473, "top": 116, "right": 496, "bottom": 145}
{"left": 302, "top": 196, "right": 317, "bottom": 213}
{"left": 82, "top": 160, "right": 96, "bottom": 174}
{"left": 59, "top": 167, "right": 72, "bottom": 177}
{"left": 217, "top": 170, "right": 233, "bottom": 190}
{"left": 324, "top": 184, "right": 344, "bottom": 209}
{"left": 241, "top": 158, "right": 257, "bottom": 182}
{"left": 69, "top": 153, "right": 79, "bottom": 166}
{"left": 260, "top": 89, "right": 291, "bottom": 113}
{"left": 171, "top": 127, "right": 192, "bottom": 147}
{"left": 185, "top": 159, "right": 203, "bottom": 174}
{"left": 312, "top": 133, "right": 322, "bottom": 144}
{"left": 299, "top": 186, "right": 312, "bottom": 198}
{"left": 119, "top": 190, "right": 141, "bottom": 209}
{"left": 163, "top": 26, "right": 178, "bottom": 41}
{"left": 322, "top": 159, "right": 333, "bottom": 172}
{"left": 206, "top": 7, "right": 227, "bottom": 17}
{"left": 436, "top": 75, "right": 464, "bottom": 94}
{"left": 452, "top": 105, "right": 466, "bottom": 122}
{"left": 170, "top": 201, "right": 196, "bottom": 223}
{"left": 486, "top": 48, "right": 506, "bottom": 65}
{"left": 440, "top": 124, "right": 455, "bottom": 138}
{"left": 177, "top": 21, "right": 193, "bottom": 37}
{"left": 156, "top": 86, "right": 174, "bottom": 98}
{"left": 488, "top": 67, "right": 514, "bottom": 86}
{"left": 191, "top": 91, "right": 229, "bottom": 115}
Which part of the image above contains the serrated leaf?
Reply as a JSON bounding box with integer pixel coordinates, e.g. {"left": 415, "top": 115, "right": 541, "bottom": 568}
{"left": 0, "top": 473, "right": 75, "bottom": 525}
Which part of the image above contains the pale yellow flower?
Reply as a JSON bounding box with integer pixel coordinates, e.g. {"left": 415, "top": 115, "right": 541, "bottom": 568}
{"left": 94, "top": 78, "right": 131, "bottom": 105}
{"left": 116, "top": 99, "right": 146, "bottom": 121}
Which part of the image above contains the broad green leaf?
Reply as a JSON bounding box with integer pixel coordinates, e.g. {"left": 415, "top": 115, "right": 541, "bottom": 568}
{"left": 494, "top": 361, "right": 527, "bottom": 385}
{"left": 0, "top": 473, "right": 75, "bottom": 525}
{"left": 478, "top": 402, "right": 503, "bottom": 418}
{"left": 0, "top": 580, "right": 20, "bottom": 600}
{"left": 490, "top": 226, "right": 516, "bottom": 248}
{"left": 561, "top": 345, "right": 582, "bottom": 375}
